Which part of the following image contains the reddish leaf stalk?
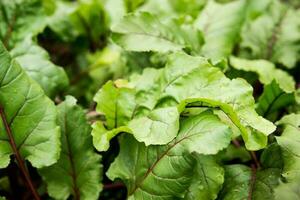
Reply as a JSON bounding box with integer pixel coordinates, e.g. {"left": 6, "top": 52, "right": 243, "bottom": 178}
{"left": 103, "top": 182, "right": 125, "bottom": 190}
{"left": 248, "top": 164, "right": 257, "bottom": 200}
{"left": 0, "top": 106, "right": 40, "bottom": 200}
{"left": 250, "top": 151, "right": 260, "bottom": 169}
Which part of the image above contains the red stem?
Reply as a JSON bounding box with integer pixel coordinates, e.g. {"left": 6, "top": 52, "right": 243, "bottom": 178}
{"left": 0, "top": 106, "right": 40, "bottom": 200}
{"left": 250, "top": 151, "right": 261, "bottom": 169}
{"left": 103, "top": 182, "right": 125, "bottom": 190}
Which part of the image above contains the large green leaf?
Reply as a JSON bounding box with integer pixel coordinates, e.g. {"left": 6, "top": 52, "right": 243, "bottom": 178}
{"left": 230, "top": 57, "right": 295, "bottom": 93}
{"left": 10, "top": 39, "right": 69, "bottom": 97}
{"left": 0, "top": 0, "right": 48, "bottom": 49}
{"left": 108, "top": 135, "right": 195, "bottom": 199}
{"left": 93, "top": 80, "right": 180, "bottom": 147}
{"left": 194, "top": 0, "right": 246, "bottom": 61}
{"left": 132, "top": 53, "right": 275, "bottom": 150}
{"left": 184, "top": 155, "right": 224, "bottom": 200}
{"left": 107, "top": 111, "right": 232, "bottom": 199}
{"left": 0, "top": 42, "right": 60, "bottom": 168}
{"left": 93, "top": 52, "right": 275, "bottom": 151}
{"left": 111, "top": 12, "right": 203, "bottom": 53}
{"left": 240, "top": 1, "right": 300, "bottom": 68}
{"left": 218, "top": 165, "right": 280, "bottom": 200}
{"left": 40, "top": 96, "right": 102, "bottom": 200}
{"left": 276, "top": 113, "right": 300, "bottom": 181}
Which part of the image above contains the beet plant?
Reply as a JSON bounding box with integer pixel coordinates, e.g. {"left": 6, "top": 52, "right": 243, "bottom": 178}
{"left": 0, "top": 0, "right": 299, "bottom": 199}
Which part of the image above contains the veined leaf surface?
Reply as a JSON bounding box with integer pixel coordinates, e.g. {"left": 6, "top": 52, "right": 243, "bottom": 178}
{"left": 0, "top": 42, "right": 60, "bottom": 168}
{"left": 108, "top": 111, "right": 232, "bottom": 199}
{"left": 40, "top": 96, "right": 102, "bottom": 200}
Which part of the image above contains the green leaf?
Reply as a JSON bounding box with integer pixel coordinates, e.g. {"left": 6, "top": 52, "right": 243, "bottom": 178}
{"left": 39, "top": 96, "right": 102, "bottom": 200}
{"left": 107, "top": 111, "right": 232, "bottom": 199}
{"left": 194, "top": 0, "right": 246, "bottom": 61}
{"left": 0, "top": 42, "right": 60, "bottom": 169}
{"left": 10, "top": 39, "right": 69, "bottom": 97}
{"left": 0, "top": 0, "right": 48, "bottom": 48}
{"left": 174, "top": 110, "right": 232, "bottom": 155}
{"left": 241, "top": 1, "right": 300, "bottom": 68}
{"left": 260, "top": 143, "right": 283, "bottom": 169}
{"left": 184, "top": 155, "right": 224, "bottom": 200}
{"left": 93, "top": 81, "right": 136, "bottom": 129}
{"left": 107, "top": 135, "right": 195, "bottom": 199}
{"left": 219, "top": 165, "right": 280, "bottom": 200}
{"left": 256, "top": 81, "right": 295, "bottom": 119}
{"left": 138, "top": 0, "right": 206, "bottom": 20}
{"left": 276, "top": 113, "right": 300, "bottom": 181}
{"left": 133, "top": 52, "right": 275, "bottom": 150}
{"left": 230, "top": 57, "right": 295, "bottom": 93}
{"left": 104, "top": 0, "right": 127, "bottom": 26}
{"left": 46, "top": 1, "right": 78, "bottom": 41}
{"left": 111, "top": 12, "right": 203, "bottom": 53}
{"left": 217, "top": 144, "right": 251, "bottom": 163}
{"left": 91, "top": 121, "right": 130, "bottom": 152}
{"left": 274, "top": 179, "right": 300, "bottom": 200}
{"left": 93, "top": 80, "right": 179, "bottom": 147}
{"left": 245, "top": 0, "right": 272, "bottom": 19}
{"left": 128, "top": 107, "right": 180, "bottom": 145}
{"left": 47, "top": 0, "right": 107, "bottom": 42}
{"left": 93, "top": 52, "right": 275, "bottom": 150}
{"left": 0, "top": 176, "right": 10, "bottom": 193}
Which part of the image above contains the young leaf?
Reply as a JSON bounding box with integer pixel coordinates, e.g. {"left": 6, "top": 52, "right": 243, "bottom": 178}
{"left": 241, "top": 1, "right": 300, "bottom": 68}
{"left": 276, "top": 113, "right": 300, "bottom": 181}
{"left": 91, "top": 121, "right": 130, "bottom": 152}
{"left": 194, "top": 0, "right": 246, "bottom": 61}
{"left": 10, "top": 39, "right": 69, "bottom": 97}
{"left": 39, "top": 96, "right": 102, "bottom": 200}
{"left": 218, "top": 165, "right": 280, "bottom": 200}
{"left": 184, "top": 155, "right": 224, "bottom": 200}
{"left": 111, "top": 12, "right": 203, "bottom": 53}
{"left": 93, "top": 81, "right": 136, "bottom": 129}
{"left": 230, "top": 57, "right": 295, "bottom": 93}
{"left": 0, "top": 42, "right": 60, "bottom": 169}
{"left": 107, "top": 111, "right": 232, "bottom": 199}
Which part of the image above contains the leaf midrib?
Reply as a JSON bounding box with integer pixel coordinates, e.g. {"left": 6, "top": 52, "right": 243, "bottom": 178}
{"left": 63, "top": 113, "right": 80, "bottom": 200}
{"left": 128, "top": 127, "right": 212, "bottom": 196}
{"left": 128, "top": 136, "right": 186, "bottom": 196}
